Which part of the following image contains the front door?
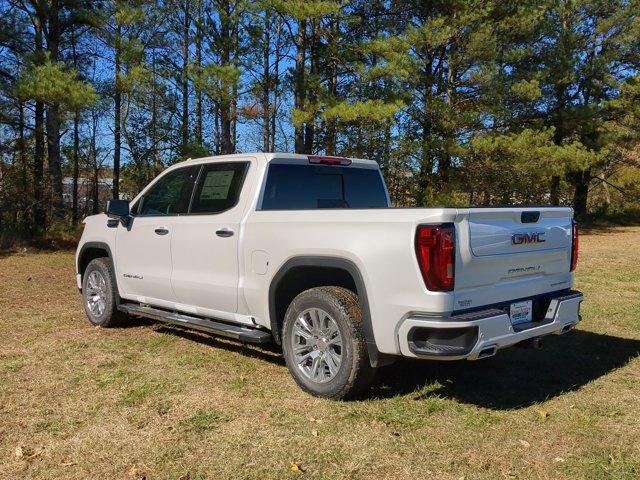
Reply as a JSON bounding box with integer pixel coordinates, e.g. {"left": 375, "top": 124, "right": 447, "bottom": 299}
{"left": 170, "top": 161, "right": 250, "bottom": 315}
{"left": 116, "top": 165, "right": 200, "bottom": 305}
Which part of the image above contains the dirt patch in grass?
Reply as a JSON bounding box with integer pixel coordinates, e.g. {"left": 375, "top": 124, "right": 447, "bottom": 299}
{"left": 1, "top": 228, "right": 639, "bottom": 479}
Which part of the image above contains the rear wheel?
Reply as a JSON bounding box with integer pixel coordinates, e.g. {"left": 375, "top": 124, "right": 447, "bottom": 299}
{"left": 282, "top": 286, "right": 376, "bottom": 399}
{"left": 82, "top": 257, "right": 126, "bottom": 327}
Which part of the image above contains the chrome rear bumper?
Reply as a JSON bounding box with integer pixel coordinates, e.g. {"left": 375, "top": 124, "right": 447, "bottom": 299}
{"left": 397, "top": 291, "right": 583, "bottom": 360}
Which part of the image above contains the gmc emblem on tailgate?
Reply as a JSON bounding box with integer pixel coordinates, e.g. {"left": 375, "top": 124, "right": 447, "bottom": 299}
{"left": 511, "top": 232, "right": 546, "bottom": 245}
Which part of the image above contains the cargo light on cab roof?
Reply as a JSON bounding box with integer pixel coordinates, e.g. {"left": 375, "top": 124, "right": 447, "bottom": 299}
{"left": 308, "top": 155, "right": 352, "bottom": 166}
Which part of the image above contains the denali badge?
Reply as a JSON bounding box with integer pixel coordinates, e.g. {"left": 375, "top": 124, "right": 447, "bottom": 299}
{"left": 123, "top": 273, "right": 143, "bottom": 280}
{"left": 511, "top": 232, "right": 546, "bottom": 245}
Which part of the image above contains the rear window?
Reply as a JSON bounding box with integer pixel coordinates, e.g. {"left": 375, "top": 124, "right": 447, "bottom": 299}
{"left": 261, "top": 163, "right": 388, "bottom": 210}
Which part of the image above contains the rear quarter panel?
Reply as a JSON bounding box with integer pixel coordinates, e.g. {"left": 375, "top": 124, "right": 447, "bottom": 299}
{"left": 240, "top": 208, "right": 459, "bottom": 354}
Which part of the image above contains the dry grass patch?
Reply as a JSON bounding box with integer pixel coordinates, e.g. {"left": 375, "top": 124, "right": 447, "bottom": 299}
{"left": 1, "top": 228, "right": 639, "bottom": 479}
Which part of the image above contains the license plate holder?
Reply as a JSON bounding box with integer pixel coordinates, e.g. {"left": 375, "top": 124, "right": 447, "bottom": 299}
{"left": 510, "top": 300, "right": 533, "bottom": 325}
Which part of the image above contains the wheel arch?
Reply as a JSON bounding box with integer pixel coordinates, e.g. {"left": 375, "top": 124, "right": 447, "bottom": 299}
{"left": 268, "top": 256, "right": 387, "bottom": 367}
{"left": 77, "top": 242, "right": 121, "bottom": 304}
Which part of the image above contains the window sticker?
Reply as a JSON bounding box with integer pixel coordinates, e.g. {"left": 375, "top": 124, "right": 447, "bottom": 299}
{"left": 200, "top": 170, "right": 234, "bottom": 200}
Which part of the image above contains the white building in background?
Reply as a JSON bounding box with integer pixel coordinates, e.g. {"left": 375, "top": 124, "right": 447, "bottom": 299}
{"left": 62, "top": 177, "right": 114, "bottom": 211}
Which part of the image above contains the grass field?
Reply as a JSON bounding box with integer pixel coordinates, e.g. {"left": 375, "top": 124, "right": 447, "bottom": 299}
{"left": 1, "top": 227, "right": 639, "bottom": 480}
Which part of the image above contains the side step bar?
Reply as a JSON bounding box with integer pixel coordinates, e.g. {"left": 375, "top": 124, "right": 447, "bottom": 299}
{"left": 117, "top": 303, "right": 272, "bottom": 344}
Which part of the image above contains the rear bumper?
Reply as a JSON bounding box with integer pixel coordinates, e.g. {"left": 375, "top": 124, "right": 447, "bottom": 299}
{"left": 397, "top": 290, "right": 583, "bottom": 360}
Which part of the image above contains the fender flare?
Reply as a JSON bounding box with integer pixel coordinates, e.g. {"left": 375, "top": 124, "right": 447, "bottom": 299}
{"left": 269, "top": 256, "right": 388, "bottom": 367}
{"left": 77, "top": 241, "right": 121, "bottom": 305}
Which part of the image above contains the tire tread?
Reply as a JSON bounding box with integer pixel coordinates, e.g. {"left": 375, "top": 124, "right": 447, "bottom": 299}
{"left": 282, "top": 286, "right": 376, "bottom": 399}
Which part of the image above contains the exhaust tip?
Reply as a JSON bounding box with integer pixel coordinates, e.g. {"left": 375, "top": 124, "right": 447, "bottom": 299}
{"left": 478, "top": 345, "right": 498, "bottom": 359}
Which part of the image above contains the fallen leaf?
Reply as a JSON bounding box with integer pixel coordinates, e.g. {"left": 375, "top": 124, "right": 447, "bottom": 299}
{"left": 61, "top": 461, "right": 76, "bottom": 467}
{"left": 311, "top": 429, "right": 318, "bottom": 437}
{"left": 28, "top": 448, "right": 43, "bottom": 459}
{"left": 290, "top": 461, "right": 305, "bottom": 473}
{"left": 518, "top": 440, "right": 530, "bottom": 448}
{"left": 539, "top": 410, "right": 550, "bottom": 420}
{"left": 14, "top": 446, "right": 23, "bottom": 459}
{"left": 554, "top": 457, "right": 565, "bottom": 463}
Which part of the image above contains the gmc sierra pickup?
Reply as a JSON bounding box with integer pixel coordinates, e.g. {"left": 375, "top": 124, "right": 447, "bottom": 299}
{"left": 75, "top": 153, "right": 582, "bottom": 399}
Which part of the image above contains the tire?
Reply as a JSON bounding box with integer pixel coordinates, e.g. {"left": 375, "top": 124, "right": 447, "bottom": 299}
{"left": 282, "top": 286, "right": 376, "bottom": 399}
{"left": 81, "top": 257, "right": 126, "bottom": 327}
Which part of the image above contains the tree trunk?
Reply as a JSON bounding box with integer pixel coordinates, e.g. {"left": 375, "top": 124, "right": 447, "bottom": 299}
{"left": 113, "top": 23, "right": 122, "bottom": 200}
{"left": 219, "top": 0, "right": 233, "bottom": 154}
{"left": 45, "top": 9, "right": 64, "bottom": 219}
{"left": 262, "top": 10, "right": 271, "bottom": 152}
{"left": 18, "top": 102, "right": 29, "bottom": 231}
{"left": 91, "top": 124, "right": 100, "bottom": 215}
{"left": 46, "top": 102, "right": 64, "bottom": 219}
{"left": 33, "top": 99, "right": 45, "bottom": 234}
{"left": 213, "top": 100, "right": 221, "bottom": 154}
{"left": 32, "top": 18, "right": 46, "bottom": 235}
{"left": 438, "top": 61, "right": 454, "bottom": 186}
{"left": 195, "top": 0, "right": 203, "bottom": 145}
{"left": 550, "top": 175, "right": 560, "bottom": 205}
{"left": 181, "top": 0, "right": 190, "bottom": 151}
{"left": 293, "top": 19, "right": 306, "bottom": 153}
{"left": 93, "top": 167, "right": 100, "bottom": 215}
{"left": 72, "top": 110, "right": 80, "bottom": 225}
{"left": 417, "top": 56, "right": 434, "bottom": 207}
{"left": 597, "top": 171, "right": 611, "bottom": 207}
{"left": 325, "top": 19, "right": 338, "bottom": 156}
{"left": 303, "top": 20, "right": 317, "bottom": 154}
{"left": 571, "top": 171, "right": 590, "bottom": 217}
{"left": 151, "top": 47, "right": 162, "bottom": 173}
{"left": 271, "top": 19, "right": 281, "bottom": 150}
{"left": 71, "top": 32, "right": 80, "bottom": 225}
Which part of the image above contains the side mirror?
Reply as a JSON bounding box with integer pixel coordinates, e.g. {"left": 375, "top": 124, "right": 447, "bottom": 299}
{"left": 106, "top": 199, "right": 130, "bottom": 226}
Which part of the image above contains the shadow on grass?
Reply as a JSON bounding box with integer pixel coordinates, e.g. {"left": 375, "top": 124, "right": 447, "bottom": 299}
{"left": 373, "top": 330, "right": 640, "bottom": 409}
{"left": 154, "top": 324, "right": 285, "bottom": 366}
{"left": 137, "top": 321, "right": 639, "bottom": 408}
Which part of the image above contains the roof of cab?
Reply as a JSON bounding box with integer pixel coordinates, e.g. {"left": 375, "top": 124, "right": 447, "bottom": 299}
{"left": 181, "top": 152, "right": 378, "bottom": 166}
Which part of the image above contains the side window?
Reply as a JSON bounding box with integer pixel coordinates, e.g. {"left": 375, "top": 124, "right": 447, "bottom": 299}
{"left": 135, "top": 166, "right": 200, "bottom": 216}
{"left": 190, "top": 162, "right": 249, "bottom": 214}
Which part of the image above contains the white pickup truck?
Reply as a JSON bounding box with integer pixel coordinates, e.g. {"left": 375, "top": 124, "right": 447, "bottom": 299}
{"left": 76, "top": 153, "right": 582, "bottom": 398}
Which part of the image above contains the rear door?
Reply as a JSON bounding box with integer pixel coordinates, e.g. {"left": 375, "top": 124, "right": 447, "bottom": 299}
{"left": 116, "top": 165, "right": 200, "bottom": 303}
{"left": 455, "top": 207, "right": 574, "bottom": 291}
{"left": 170, "top": 160, "right": 251, "bottom": 315}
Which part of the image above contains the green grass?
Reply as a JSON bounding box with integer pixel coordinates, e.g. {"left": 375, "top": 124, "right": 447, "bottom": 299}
{"left": 0, "top": 227, "right": 639, "bottom": 479}
{"left": 181, "top": 409, "right": 232, "bottom": 433}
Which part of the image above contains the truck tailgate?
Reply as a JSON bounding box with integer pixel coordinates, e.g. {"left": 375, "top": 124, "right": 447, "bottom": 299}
{"left": 455, "top": 207, "right": 574, "bottom": 294}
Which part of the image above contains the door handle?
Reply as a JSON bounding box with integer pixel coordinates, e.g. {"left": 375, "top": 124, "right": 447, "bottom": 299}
{"left": 154, "top": 227, "right": 169, "bottom": 235}
{"left": 216, "top": 228, "right": 234, "bottom": 238}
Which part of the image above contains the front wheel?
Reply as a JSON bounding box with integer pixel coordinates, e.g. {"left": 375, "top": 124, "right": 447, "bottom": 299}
{"left": 282, "top": 286, "right": 376, "bottom": 399}
{"left": 81, "top": 257, "right": 126, "bottom": 327}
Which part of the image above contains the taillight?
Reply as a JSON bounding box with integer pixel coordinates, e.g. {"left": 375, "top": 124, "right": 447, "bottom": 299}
{"left": 308, "top": 155, "right": 352, "bottom": 166}
{"left": 415, "top": 224, "right": 455, "bottom": 291}
{"left": 570, "top": 221, "right": 579, "bottom": 271}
